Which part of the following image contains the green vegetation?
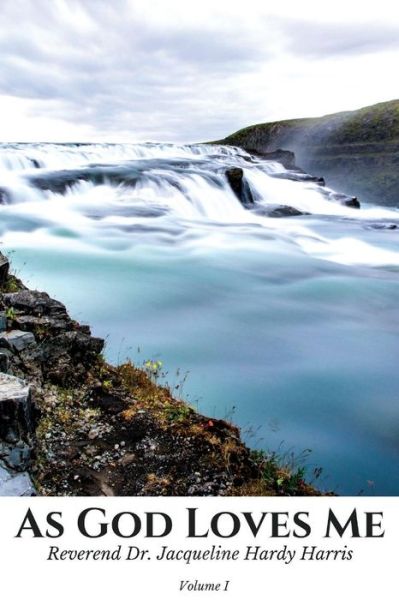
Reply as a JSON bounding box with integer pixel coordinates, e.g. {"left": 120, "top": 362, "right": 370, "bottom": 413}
{"left": 32, "top": 355, "right": 322, "bottom": 496}
{"left": 221, "top": 99, "right": 399, "bottom": 147}
{"left": 2, "top": 274, "right": 23, "bottom": 293}
{"left": 5, "top": 306, "right": 16, "bottom": 321}
{"left": 233, "top": 449, "right": 322, "bottom": 496}
{"left": 143, "top": 359, "right": 164, "bottom": 381}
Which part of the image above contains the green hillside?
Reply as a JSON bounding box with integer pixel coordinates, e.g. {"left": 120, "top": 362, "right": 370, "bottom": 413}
{"left": 219, "top": 100, "right": 399, "bottom": 206}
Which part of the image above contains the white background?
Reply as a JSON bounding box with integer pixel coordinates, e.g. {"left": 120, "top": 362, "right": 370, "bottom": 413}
{"left": 0, "top": 497, "right": 396, "bottom": 599}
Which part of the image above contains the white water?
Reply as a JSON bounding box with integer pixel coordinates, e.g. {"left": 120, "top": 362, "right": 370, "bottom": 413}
{"left": 0, "top": 141, "right": 242, "bottom": 171}
{"left": 1, "top": 142, "right": 399, "bottom": 494}
{"left": 1, "top": 142, "right": 398, "bottom": 267}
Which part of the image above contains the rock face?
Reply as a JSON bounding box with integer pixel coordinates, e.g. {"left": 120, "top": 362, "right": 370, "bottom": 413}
{"left": 256, "top": 205, "right": 309, "bottom": 218}
{"left": 1, "top": 288, "right": 104, "bottom": 386}
{"left": 220, "top": 99, "right": 399, "bottom": 206}
{"left": 0, "top": 373, "right": 35, "bottom": 496}
{"left": 0, "top": 330, "right": 36, "bottom": 352}
{"left": 3, "top": 290, "right": 68, "bottom": 317}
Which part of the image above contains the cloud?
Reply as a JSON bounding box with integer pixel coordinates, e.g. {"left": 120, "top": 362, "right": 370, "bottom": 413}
{"left": 0, "top": 0, "right": 398, "bottom": 142}
{"left": 275, "top": 17, "right": 399, "bottom": 58}
{"left": 0, "top": 0, "right": 274, "bottom": 141}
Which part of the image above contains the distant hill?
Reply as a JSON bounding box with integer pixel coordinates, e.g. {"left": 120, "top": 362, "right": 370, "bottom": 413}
{"left": 218, "top": 100, "right": 399, "bottom": 206}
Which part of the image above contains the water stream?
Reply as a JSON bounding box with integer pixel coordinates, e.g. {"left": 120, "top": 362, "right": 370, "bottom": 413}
{"left": 1, "top": 141, "right": 399, "bottom": 494}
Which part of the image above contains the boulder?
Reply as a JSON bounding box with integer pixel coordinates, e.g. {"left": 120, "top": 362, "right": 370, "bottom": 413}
{"left": 40, "top": 330, "right": 104, "bottom": 362}
{"left": 13, "top": 314, "right": 73, "bottom": 337}
{"left": 3, "top": 290, "right": 67, "bottom": 317}
{"left": 225, "top": 168, "right": 254, "bottom": 205}
{"left": 266, "top": 205, "right": 309, "bottom": 218}
{"left": 0, "top": 330, "right": 36, "bottom": 352}
{"left": 320, "top": 190, "right": 361, "bottom": 208}
{"left": 251, "top": 204, "right": 309, "bottom": 217}
{"left": 343, "top": 197, "right": 361, "bottom": 209}
{"left": 329, "top": 192, "right": 360, "bottom": 208}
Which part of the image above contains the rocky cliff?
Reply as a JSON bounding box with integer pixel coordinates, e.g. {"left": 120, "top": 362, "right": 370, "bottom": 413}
{"left": 219, "top": 99, "right": 399, "bottom": 206}
{"left": 0, "top": 253, "right": 322, "bottom": 497}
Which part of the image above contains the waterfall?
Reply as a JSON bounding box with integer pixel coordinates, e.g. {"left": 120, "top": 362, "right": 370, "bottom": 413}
{"left": 0, "top": 141, "right": 398, "bottom": 267}
{"left": 2, "top": 141, "right": 399, "bottom": 495}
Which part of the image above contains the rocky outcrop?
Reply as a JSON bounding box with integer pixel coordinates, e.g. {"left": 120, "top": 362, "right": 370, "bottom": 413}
{"left": 1, "top": 289, "right": 104, "bottom": 386}
{"left": 224, "top": 160, "right": 360, "bottom": 215}
{"left": 0, "top": 373, "right": 35, "bottom": 496}
{"left": 0, "top": 252, "right": 323, "bottom": 497}
{"left": 219, "top": 99, "right": 399, "bottom": 206}
{"left": 224, "top": 148, "right": 361, "bottom": 213}
{"left": 225, "top": 168, "right": 254, "bottom": 205}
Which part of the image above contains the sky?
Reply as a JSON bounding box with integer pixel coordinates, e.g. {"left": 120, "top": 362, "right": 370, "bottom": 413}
{"left": 0, "top": 0, "right": 399, "bottom": 143}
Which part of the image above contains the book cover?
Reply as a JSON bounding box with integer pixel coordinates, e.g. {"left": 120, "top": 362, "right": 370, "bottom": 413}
{"left": 0, "top": 0, "right": 397, "bottom": 597}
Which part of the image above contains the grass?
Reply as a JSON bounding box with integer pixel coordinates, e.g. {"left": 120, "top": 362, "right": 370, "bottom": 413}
{"left": 1, "top": 274, "right": 22, "bottom": 294}
{"left": 216, "top": 99, "right": 399, "bottom": 205}
{"left": 117, "top": 360, "right": 196, "bottom": 429}
{"left": 220, "top": 99, "right": 399, "bottom": 147}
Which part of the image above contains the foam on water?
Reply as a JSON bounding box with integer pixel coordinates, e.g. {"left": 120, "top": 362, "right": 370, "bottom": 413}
{"left": 1, "top": 141, "right": 398, "bottom": 269}
{"left": 0, "top": 141, "right": 244, "bottom": 172}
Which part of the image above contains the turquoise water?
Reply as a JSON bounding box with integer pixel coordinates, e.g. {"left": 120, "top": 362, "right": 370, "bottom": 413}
{"left": 7, "top": 241, "right": 399, "bottom": 495}
{"left": 1, "top": 142, "right": 399, "bottom": 494}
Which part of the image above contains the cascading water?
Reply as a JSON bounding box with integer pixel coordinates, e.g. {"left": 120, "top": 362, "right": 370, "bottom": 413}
{"left": 1, "top": 141, "right": 399, "bottom": 494}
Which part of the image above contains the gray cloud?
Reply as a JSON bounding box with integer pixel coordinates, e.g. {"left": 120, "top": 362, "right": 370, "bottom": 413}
{"left": 0, "top": 1, "right": 398, "bottom": 142}
{"left": 275, "top": 17, "right": 399, "bottom": 58}
{"left": 0, "top": 0, "right": 274, "bottom": 141}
